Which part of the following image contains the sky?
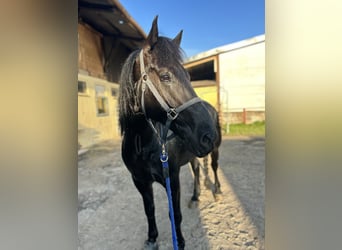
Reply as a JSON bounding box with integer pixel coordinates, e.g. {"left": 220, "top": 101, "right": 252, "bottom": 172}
{"left": 119, "top": 0, "right": 265, "bottom": 58}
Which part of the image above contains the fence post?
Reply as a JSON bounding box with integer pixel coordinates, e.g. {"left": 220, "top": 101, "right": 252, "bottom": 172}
{"left": 243, "top": 108, "right": 247, "bottom": 124}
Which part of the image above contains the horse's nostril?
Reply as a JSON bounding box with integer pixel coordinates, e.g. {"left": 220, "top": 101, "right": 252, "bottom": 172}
{"left": 201, "top": 133, "right": 213, "bottom": 146}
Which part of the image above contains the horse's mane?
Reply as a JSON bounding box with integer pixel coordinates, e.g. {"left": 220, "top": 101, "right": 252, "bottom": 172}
{"left": 118, "top": 49, "right": 140, "bottom": 134}
{"left": 118, "top": 37, "right": 186, "bottom": 134}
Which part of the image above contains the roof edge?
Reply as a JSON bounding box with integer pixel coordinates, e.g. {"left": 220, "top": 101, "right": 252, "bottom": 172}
{"left": 184, "top": 34, "right": 265, "bottom": 64}
{"left": 111, "top": 0, "right": 147, "bottom": 39}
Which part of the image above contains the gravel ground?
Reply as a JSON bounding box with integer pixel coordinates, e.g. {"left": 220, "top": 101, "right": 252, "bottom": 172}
{"left": 78, "top": 136, "right": 264, "bottom": 250}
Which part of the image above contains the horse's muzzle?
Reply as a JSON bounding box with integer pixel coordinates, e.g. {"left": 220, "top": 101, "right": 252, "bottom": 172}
{"left": 197, "top": 131, "right": 215, "bottom": 157}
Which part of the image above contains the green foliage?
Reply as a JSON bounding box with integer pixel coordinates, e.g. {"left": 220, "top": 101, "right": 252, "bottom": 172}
{"left": 223, "top": 121, "right": 265, "bottom": 136}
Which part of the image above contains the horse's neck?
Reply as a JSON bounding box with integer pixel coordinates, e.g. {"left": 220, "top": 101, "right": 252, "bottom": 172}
{"left": 125, "top": 114, "right": 150, "bottom": 132}
{"left": 124, "top": 115, "right": 195, "bottom": 167}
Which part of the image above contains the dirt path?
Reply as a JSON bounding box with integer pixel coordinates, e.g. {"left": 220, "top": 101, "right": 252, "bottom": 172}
{"left": 78, "top": 137, "right": 264, "bottom": 250}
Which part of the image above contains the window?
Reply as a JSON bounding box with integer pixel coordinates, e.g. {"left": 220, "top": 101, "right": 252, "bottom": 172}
{"left": 111, "top": 88, "right": 117, "bottom": 97}
{"left": 78, "top": 81, "right": 87, "bottom": 94}
{"left": 95, "top": 85, "right": 108, "bottom": 116}
{"left": 187, "top": 60, "right": 216, "bottom": 81}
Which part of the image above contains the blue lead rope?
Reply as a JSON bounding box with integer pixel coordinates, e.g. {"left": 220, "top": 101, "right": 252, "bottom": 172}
{"left": 160, "top": 146, "right": 178, "bottom": 250}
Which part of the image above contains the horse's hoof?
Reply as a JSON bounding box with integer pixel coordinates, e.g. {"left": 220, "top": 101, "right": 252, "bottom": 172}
{"left": 191, "top": 195, "right": 199, "bottom": 202}
{"left": 212, "top": 190, "right": 223, "bottom": 201}
{"left": 214, "top": 187, "right": 222, "bottom": 194}
{"left": 144, "top": 240, "right": 158, "bottom": 250}
{"left": 178, "top": 243, "right": 185, "bottom": 250}
{"left": 188, "top": 199, "right": 199, "bottom": 208}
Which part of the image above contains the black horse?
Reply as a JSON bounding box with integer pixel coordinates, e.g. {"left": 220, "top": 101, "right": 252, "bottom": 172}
{"left": 119, "top": 17, "right": 220, "bottom": 250}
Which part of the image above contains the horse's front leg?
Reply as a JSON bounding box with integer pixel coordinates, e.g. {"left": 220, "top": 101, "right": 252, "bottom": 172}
{"left": 132, "top": 179, "right": 159, "bottom": 250}
{"left": 189, "top": 158, "right": 201, "bottom": 201}
{"left": 211, "top": 148, "right": 222, "bottom": 194}
{"left": 203, "top": 155, "right": 212, "bottom": 190}
{"left": 170, "top": 172, "right": 185, "bottom": 250}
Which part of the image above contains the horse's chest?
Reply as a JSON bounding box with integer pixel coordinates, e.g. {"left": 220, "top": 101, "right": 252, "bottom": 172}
{"left": 122, "top": 134, "right": 164, "bottom": 183}
{"left": 127, "top": 157, "right": 164, "bottom": 184}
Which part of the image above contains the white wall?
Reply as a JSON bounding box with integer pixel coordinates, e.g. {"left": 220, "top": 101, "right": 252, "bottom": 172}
{"left": 219, "top": 40, "right": 265, "bottom": 112}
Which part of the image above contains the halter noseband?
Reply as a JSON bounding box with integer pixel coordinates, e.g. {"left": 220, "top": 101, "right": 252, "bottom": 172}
{"left": 137, "top": 49, "right": 202, "bottom": 143}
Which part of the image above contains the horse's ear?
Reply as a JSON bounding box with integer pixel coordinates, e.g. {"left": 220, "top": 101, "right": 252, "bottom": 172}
{"left": 173, "top": 30, "right": 183, "bottom": 47}
{"left": 146, "top": 15, "right": 159, "bottom": 50}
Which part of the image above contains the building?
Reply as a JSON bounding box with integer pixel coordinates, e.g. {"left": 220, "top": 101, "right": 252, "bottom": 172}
{"left": 184, "top": 35, "right": 265, "bottom": 129}
{"left": 78, "top": 1, "right": 265, "bottom": 147}
{"left": 78, "top": 0, "right": 146, "bottom": 149}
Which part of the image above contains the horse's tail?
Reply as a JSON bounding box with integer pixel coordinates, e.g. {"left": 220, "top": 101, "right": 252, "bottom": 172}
{"left": 215, "top": 109, "right": 222, "bottom": 147}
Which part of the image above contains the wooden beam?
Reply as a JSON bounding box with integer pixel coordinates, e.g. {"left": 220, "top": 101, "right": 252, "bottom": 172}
{"left": 79, "top": 2, "right": 117, "bottom": 12}
{"left": 183, "top": 56, "right": 217, "bottom": 69}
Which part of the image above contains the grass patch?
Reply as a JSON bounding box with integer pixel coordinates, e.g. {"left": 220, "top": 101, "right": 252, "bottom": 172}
{"left": 223, "top": 121, "right": 265, "bottom": 136}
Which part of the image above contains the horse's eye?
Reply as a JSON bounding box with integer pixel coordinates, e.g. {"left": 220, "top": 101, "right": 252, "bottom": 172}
{"left": 160, "top": 73, "right": 171, "bottom": 82}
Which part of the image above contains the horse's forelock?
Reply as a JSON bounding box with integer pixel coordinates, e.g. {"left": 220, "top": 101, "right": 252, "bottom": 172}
{"left": 150, "top": 37, "right": 190, "bottom": 86}
{"left": 153, "top": 37, "right": 184, "bottom": 67}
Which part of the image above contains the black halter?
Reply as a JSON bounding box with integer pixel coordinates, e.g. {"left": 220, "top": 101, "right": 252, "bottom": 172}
{"left": 136, "top": 49, "right": 202, "bottom": 144}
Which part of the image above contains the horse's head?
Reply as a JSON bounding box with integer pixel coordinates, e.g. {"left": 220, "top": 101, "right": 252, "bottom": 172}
{"left": 132, "top": 16, "right": 217, "bottom": 157}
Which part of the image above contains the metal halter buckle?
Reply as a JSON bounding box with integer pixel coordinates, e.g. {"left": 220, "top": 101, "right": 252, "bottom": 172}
{"left": 167, "top": 108, "right": 178, "bottom": 120}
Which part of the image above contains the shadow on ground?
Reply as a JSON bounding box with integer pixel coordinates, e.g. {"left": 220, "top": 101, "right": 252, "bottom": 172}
{"left": 78, "top": 137, "right": 265, "bottom": 249}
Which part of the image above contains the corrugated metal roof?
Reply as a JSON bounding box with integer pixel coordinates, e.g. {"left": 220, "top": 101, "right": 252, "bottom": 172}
{"left": 78, "top": 0, "right": 146, "bottom": 49}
